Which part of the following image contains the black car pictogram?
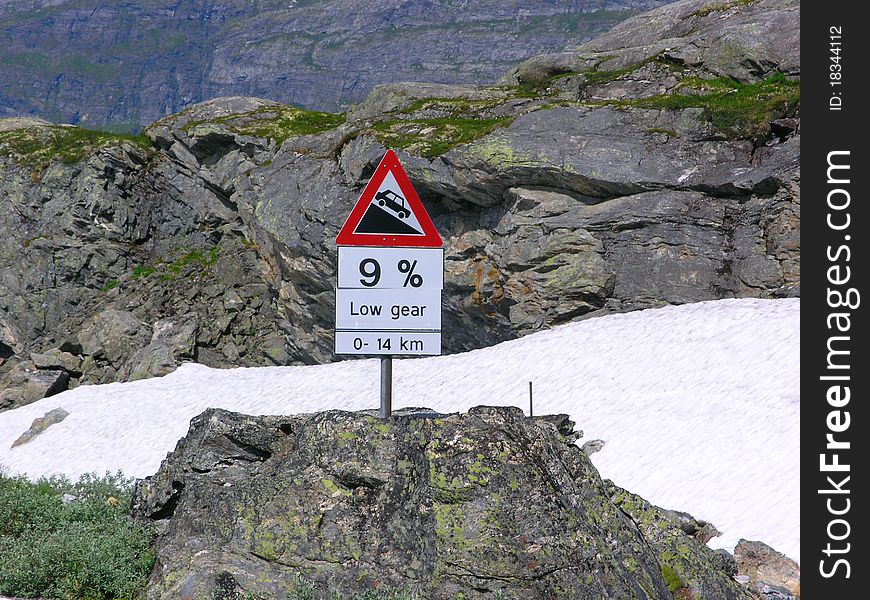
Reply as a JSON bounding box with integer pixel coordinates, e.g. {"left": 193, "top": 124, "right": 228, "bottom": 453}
{"left": 375, "top": 189, "right": 410, "bottom": 218}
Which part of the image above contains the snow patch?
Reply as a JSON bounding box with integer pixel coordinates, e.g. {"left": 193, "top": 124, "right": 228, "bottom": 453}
{"left": 0, "top": 298, "right": 799, "bottom": 562}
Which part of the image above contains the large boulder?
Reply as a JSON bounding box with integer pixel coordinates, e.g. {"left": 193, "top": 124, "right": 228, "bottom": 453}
{"left": 132, "top": 406, "right": 750, "bottom": 599}
{"left": 0, "top": 360, "right": 68, "bottom": 412}
{"left": 735, "top": 539, "right": 800, "bottom": 596}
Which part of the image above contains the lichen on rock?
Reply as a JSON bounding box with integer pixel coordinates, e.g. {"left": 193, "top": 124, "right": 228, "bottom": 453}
{"left": 132, "top": 406, "right": 747, "bottom": 599}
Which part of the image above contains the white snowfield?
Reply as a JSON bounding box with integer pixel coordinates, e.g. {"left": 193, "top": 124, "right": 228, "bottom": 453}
{"left": 0, "top": 298, "right": 799, "bottom": 562}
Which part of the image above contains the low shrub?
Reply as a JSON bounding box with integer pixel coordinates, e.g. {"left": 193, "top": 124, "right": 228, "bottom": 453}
{"left": 0, "top": 471, "right": 156, "bottom": 600}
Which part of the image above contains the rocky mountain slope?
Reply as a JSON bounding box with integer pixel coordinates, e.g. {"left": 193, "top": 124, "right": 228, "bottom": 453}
{"left": 0, "top": 0, "right": 800, "bottom": 410}
{"left": 0, "top": 0, "right": 670, "bottom": 130}
{"left": 132, "top": 405, "right": 754, "bottom": 599}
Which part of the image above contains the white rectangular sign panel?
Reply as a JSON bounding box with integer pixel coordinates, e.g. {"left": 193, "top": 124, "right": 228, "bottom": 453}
{"left": 335, "top": 287, "right": 441, "bottom": 330}
{"left": 335, "top": 330, "right": 441, "bottom": 356}
{"left": 337, "top": 247, "right": 443, "bottom": 289}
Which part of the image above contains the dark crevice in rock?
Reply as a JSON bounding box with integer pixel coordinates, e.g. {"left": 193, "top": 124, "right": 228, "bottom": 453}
{"left": 221, "top": 434, "right": 273, "bottom": 462}
{"left": 149, "top": 480, "right": 184, "bottom": 521}
{"left": 334, "top": 473, "right": 386, "bottom": 490}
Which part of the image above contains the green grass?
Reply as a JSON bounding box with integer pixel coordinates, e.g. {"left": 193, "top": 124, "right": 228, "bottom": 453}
{"left": 99, "top": 279, "right": 119, "bottom": 293}
{"left": 596, "top": 72, "right": 800, "bottom": 139}
{"left": 184, "top": 105, "right": 345, "bottom": 144}
{"left": 373, "top": 116, "right": 513, "bottom": 157}
{"left": 0, "top": 125, "right": 152, "bottom": 168}
{"left": 581, "top": 55, "right": 662, "bottom": 85}
{"left": 164, "top": 246, "right": 220, "bottom": 278}
{"left": 399, "top": 96, "right": 505, "bottom": 116}
{"left": 512, "top": 71, "right": 576, "bottom": 98}
{"left": 0, "top": 472, "right": 156, "bottom": 600}
{"left": 128, "top": 246, "right": 219, "bottom": 284}
{"left": 131, "top": 265, "right": 156, "bottom": 281}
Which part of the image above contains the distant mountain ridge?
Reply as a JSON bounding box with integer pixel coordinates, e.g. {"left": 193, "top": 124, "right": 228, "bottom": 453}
{"left": 0, "top": 0, "right": 671, "bottom": 130}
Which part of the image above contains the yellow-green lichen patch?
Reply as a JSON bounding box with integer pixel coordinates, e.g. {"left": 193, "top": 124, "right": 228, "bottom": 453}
{"left": 0, "top": 125, "right": 152, "bottom": 168}
{"left": 433, "top": 502, "right": 466, "bottom": 548}
{"left": 646, "top": 127, "right": 679, "bottom": 138}
{"left": 465, "top": 455, "right": 495, "bottom": 485}
{"left": 322, "top": 478, "right": 352, "bottom": 498}
{"left": 661, "top": 563, "right": 686, "bottom": 593}
{"left": 338, "top": 431, "right": 357, "bottom": 442}
{"left": 462, "top": 134, "right": 543, "bottom": 169}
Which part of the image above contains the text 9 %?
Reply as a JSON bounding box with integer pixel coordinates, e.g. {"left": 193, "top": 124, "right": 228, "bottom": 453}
{"left": 359, "top": 258, "right": 423, "bottom": 288}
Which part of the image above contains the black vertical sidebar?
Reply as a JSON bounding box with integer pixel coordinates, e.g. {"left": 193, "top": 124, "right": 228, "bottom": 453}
{"left": 802, "top": 3, "right": 869, "bottom": 596}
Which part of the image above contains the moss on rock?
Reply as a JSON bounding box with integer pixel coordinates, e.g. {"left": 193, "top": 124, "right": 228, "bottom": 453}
{"left": 0, "top": 124, "right": 152, "bottom": 167}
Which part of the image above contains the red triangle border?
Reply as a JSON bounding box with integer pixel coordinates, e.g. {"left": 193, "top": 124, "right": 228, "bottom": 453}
{"left": 335, "top": 150, "right": 443, "bottom": 247}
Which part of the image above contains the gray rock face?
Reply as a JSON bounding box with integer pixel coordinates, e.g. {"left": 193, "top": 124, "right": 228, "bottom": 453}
{"left": 29, "top": 348, "right": 81, "bottom": 374}
{"left": 504, "top": 0, "right": 799, "bottom": 86}
{"left": 608, "top": 483, "right": 749, "bottom": 599}
{"left": 0, "top": 1, "right": 670, "bottom": 129}
{"left": 0, "top": 361, "right": 68, "bottom": 412}
{"left": 0, "top": 0, "right": 800, "bottom": 409}
{"left": 132, "top": 406, "right": 746, "bottom": 599}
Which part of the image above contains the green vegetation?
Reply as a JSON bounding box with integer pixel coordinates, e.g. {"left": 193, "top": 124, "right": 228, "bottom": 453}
{"left": 0, "top": 125, "right": 152, "bottom": 168}
{"left": 0, "top": 471, "right": 156, "bottom": 600}
{"left": 131, "top": 265, "right": 156, "bottom": 281}
{"left": 509, "top": 52, "right": 686, "bottom": 98}
{"left": 115, "top": 246, "right": 220, "bottom": 291}
{"left": 127, "top": 246, "right": 220, "bottom": 285}
{"left": 162, "top": 246, "right": 220, "bottom": 280}
{"left": 99, "top": 279, "right": 119, "bottom": 293}
{"left": 581, "top": 55, "right": 661, "bottom": 85}
{"left": 596, "top": 72, "right": 800, "bottom": 139}
{"left": 512, "top": 71, "right": 575, "bottom": 98}
{"left": 184, "top": 105, "right": 345, "bottom": 145}
{"left": 373, "top": 115, "right": 512, "bottom": 157}
{"left": 660, "top": 564, "right": 685, "bottom": 593}
{"left": 399, "top": 96, "right": 504, "bottom": 116}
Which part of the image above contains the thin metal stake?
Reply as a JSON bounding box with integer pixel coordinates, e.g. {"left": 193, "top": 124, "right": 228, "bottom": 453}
{"left": 380, "top": 356, "right": 393, "bottom": 418}
{"left": 529, "top": 381, "right": 533, "bottom": 417}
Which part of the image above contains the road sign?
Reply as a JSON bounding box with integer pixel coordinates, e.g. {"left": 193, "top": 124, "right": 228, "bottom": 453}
{"left": 335, "top": 331, "right": 441, "bottom": 356}
{"left": 335, "top": 149, "right": 442, "bottom": 247}
{"left": 337, "top": 247, "right": 443, "bottom": 289}
{"left": 335, "top": 288, "right": 441, "bottom": 331}
{"left": 334, "top": 150, "right": 444, "bottom": 415}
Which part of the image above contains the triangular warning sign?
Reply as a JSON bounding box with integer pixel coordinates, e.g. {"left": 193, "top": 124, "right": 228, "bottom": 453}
{"left": 336, "top": 150, "right": 442, "bottom": 247}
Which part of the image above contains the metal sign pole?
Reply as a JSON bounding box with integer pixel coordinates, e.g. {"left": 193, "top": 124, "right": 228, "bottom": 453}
{"left": 380, "top": 355, "right": 392, "bottom": 418}
{"left": 529, "top": 381, "right": 533, "bottom": 417}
